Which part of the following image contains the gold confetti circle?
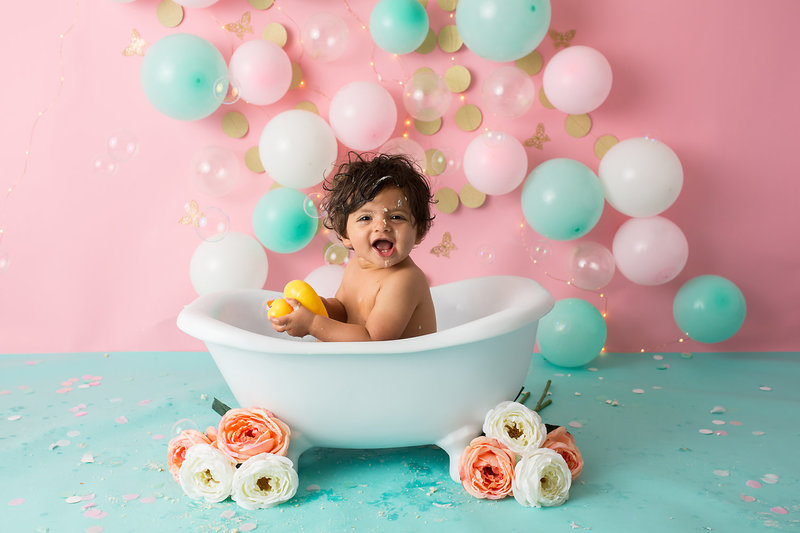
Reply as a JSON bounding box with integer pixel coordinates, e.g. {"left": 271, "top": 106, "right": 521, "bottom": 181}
{"left": 515, "top": 51, "right": 543, "bottom": 76}
{"left": 438, "top": 25, "right": 463, "bottom": 53}
{"left": 437, "top": 0, "right": 458, "bottom": 11}
{"left": 415, "top": 117, "right": 442, "bottom": 136}
{"left": 416, "top": 28, "right": 437, "bottom": 54}
{"left": 455, "top": 104, "right": 482, "bottom": 132}
{"left": 290, "top": 63, "right": 303, "bottom": 90}
{"left": 262, "top": 22, "right": 288, "bottom": 47}
{"left": 444, "top": 65, "right": 471, "bottom": 93}
{"left": 565, "top": 114, "right": 592, "bottom": 138}
{"left": 222, "top": 111, "right": 249, "bottom": 138}
{"left": 414, "top": 66, "right": 436, "bottom": 77}
{"left": 245, "top": 146, "right": 265, "bottom": 173}
{"left": 426, "top": 149, "right": 447, "bottom": 176}
{"left": 156, "top": 0, "right": 184, "bottom": 28}
{"left": 460, "top": 183, "right": 486, "bottom": 208}
{"left": 249, "top": 0, "right": 274, "bottom": 9}
{"left": 595, "top": 134, "right": 620, "bottom": 159}
{"left": 539, "top": 87, "right": 555, "bottom": 109}
{"left": 434, "top": 187, "right": 459, "bottom": 214}
{"left": 295, "top": 101, "right": 319, "bottom": 114}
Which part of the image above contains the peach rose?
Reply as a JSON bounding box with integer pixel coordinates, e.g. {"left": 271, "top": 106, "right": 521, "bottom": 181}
{"left": 458, "top": 436, "right": 516, "bottom": 499}
{"left": 167, "top": 429, "right": 215, "bottom": 482}
{"left": 215, "top": 407, "right": 290, "bottom": 463}
{"left": 542, "top": 426, "right": 583, "bottom": 480}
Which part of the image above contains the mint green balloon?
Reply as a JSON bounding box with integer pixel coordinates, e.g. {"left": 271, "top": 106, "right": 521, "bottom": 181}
{"left": 456, "top": 0, "right": 551, "bottom": 62}
{"left": 141, "top": 33, "right": 228, "bottom": 121}
{"left": 369, "top": 0, "right": 429, "bottom": 54}
{"left": 521, "top": 158, "right": 604, "bottom": 240}
{"left": 673, "top": 275, "right": 746, "bottom": 343}
{"left": 538, "top": 298, "right": 606, "bottom": 367}
{"left": 252, "top": 188, "right": 318, "bottom": 254}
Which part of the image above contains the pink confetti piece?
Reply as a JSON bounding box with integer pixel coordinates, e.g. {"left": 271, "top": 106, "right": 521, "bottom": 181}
{"left": 771, "top": 506, "right": 788, "bottom": 515}
{"left": 714, "top": 430, "right": 728, "bottom": 436}
{"left": 86, "top": 526, "right": 105, "bottom": 533}
{"left": 84, "top": 509, "right": 108, "bottom": 519}
{"left": 69, "top": 378, "right": 80, "bottom": 383}
{"left": 82, "top": 374, "right": 93, "bottom": 380}
{"left": 88, "top": 381, "right": 102, "bottom": 387}
{"left": 730, "top": 420, "right": 742, "bottom": 426}
{"left": 57, "top": 388, "right": 73, "bottom": 394}
{"left": 746, "top": 480, "right": 762, "bottom": 489}
{"left": 8, "top": 498, "right": 25, "bottom": 506}
{"left": 74, "top": 411, "right": 88, "bottom": 418}
{"left": 152, "top": 434, "right": 165, "bottom": 440}
{"left": 17, "top": 385, "right": 28, "bottom": 390}
{"left": 759, "top": 386, "right": 772, "bottom": 391}
{"left": 305, "top": 484, "right": 321, "bottom": 492}
{"left": 140, "top": 497, "right": 156, "bottom": 504}
{"left": 83, "top": 502, "right": 97, "bottom": 509}
{"left": 115, "top": 416, "right": 129, "bottom": 424}
{"left": 713, "top": 470, "right": 729, "bottom": 477}
{"left": 69, "top": 404, "right": 87, "bottom": 412}
{"left": 24, "top": 361, "right": 38, "bottom": 366}
{"left": 239, "top": 524, "right": 257, "bottom": 532}
{"left": 138, "top": 399, "right": 152, "bottom": 406}
{"left": 740, "top": 494, "right": 755, "bottom": 502}
{"left": 81, "top": 493, "right": 95, "bottom": 501}
{"left": 122, "top": 494, "right": 139, "bottom": 501}
{"left": 0, "top": 390, "right": 10, "bottom": 395}
{"left": 632, "top": 388, "right": 644, "bottom": 394}
{"left": 568, "top": 421, "right": 583, "bottom": 428}
{"left": 61, "top": 381, "right": 73, "bottom": 387}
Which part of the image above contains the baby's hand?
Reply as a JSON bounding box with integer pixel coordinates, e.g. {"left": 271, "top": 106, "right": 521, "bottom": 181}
{"left": 269, "top": 299, "right": 316, "bottom": 338}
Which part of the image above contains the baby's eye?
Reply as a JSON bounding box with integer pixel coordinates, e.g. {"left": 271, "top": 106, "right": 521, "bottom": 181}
{"left": 390, "top": 214, "right": 407, "bottom": 221}
{"left": 357, "top": 215, "right": 371, "bottom": 222}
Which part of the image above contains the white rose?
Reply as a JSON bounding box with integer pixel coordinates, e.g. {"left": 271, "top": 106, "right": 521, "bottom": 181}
{"left": 231, "top": 453, "right": 299, "bottom": 510}
{"left": 512, "top": 448, "right": 572, "bottom": 507}
{"left": 483, "top": 401, "right": 547, "bottom": 456}
{"left": 178, "top": 443, "right": 236, "bottom": 503}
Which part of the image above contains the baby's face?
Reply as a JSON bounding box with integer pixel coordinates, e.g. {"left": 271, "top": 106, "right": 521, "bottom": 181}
{"left": 341, "top": 186, "right": 419, "bottom": 269}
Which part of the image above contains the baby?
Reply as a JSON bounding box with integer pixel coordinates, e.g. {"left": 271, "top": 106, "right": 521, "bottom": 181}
{"left": 270, "top": 152, "right": 437, "bottom": 341}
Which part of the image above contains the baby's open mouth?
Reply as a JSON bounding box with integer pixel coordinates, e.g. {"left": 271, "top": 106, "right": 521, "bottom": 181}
{"left": 372, "top": 239, "right": 395, "bottom": 257}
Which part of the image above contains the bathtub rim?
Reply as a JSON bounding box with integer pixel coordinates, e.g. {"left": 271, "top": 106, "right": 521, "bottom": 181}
{"left": 177, "top": 275, "right": 553, "bottom": 355}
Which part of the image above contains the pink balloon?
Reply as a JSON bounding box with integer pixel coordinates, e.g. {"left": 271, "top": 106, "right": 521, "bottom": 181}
{"left": 228, "top": 40, "right": 292, "bottom": 106}
{"left": 542, "top": 45, "right": 612, "bottom": 114}
{"left": 612, "top": 216, "right": 688, "bottom": 286}
{"left": 329, "top": 81, "right": 397, "bottom": 151}
{"left": 568, "top": 241, "right": 615, "bottom": 290}
{"left": 304, "top": 264, "right": 345, "bottom": 298}
{"left": 462, "top": 132, "right": 528, "bottom": 195}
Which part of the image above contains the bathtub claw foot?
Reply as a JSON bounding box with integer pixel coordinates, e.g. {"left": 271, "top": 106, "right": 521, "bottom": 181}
{"left": 435, "top": 425, "right": 482, "bottom": 483}
{"left": 286, "top": 433, "right": 313, "bottom": 471}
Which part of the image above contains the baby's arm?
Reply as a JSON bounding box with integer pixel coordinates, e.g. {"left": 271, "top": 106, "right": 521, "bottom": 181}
{"left": 271, "top": 270, "right": 424, "bottom": 342}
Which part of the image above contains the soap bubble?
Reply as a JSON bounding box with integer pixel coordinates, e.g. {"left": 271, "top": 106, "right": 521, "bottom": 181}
{"left": 324, "top": 243, "right": 350, "bottom": 265}
{"left": 196, "top": 206, "right": 230, "bottom": 242}
{"left": 106, "top": 130, "right": 139, "bottom": 161}
{"left": 171, "top": 418, "right": 200, "bottom": 436}
{"left": 92, "top": 154, "right": 119, "bottom": 177}
{"left": 190, "top": 146, "right": 241, "bottom": 197}
{"left": 477, "top": 245, "right": 496, "bottom": 264}
{"left": 304, "top": 191, "right": 325, "bottom": 219}
{"left": 0, "top": 247, "right": 10, "bottom": 273}
{"left": 402, "top": 70, "right": 451, "bottom": 121}
{"left": 301, "top": 11, "right": 350, "bottom": 62}
{"left": 214, "top": 76, "right": 240, "bottom": 105}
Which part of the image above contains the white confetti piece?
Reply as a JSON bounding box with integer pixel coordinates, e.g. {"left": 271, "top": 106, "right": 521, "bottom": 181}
{"left": 66, "top": 430, "right": 81, "bottom": 438}
{"left": 713, "top": 469, "right": 730, "bottom": 477}
{"left": 65, "top": 496, "right": 83, "bottom": 504}
{"left": 49, "top": 439, "right": 71, "bottom": 450}
{"left": 568, "top": 421, "right": 583, "bottom": 428}
{"left": 761, "top": 473, "right": 779, "bottom": 484}
{"left": 752, "top": 431, "right": 765, "bottom": 436}
{"left": 115, "top": 416, "right": 129, "bottom": 424}
{"left": 632, "top": 388, "right": 644, "bottom": 394}
{"left": 759, "top": 386, "right": 772, "bottom": 391}
{"left": 239, "top": 523, "right": 257, "bottom": 532}
{"left": 140, "top": 496, "right": 156, "bottom": 504}
{"left": 587, "top": 367, "right": 598, "bottom": 372}
{"left": 652, "top": 354, "right": 664, "bottom": 360}
{"left": 220, "top": 509, "right": 235, "bottom": 519}
{"left": 81, "top": 453, "right": 95, "bottom": 463}
{"left": 7, "top": 415, "right": 21, "bottom": 421}
{"left": 710, "top": 406, "right": 726, "bottom": 414}
{"left": 305, "top": 485, "right": 321, "bottom": 492}
{"left": 574, "top": 392, "right": 582, "bottom": 396}
{"left": 740, "top": 493, "right": 755, "bottom": 502}
{"left": 712, "top": 420, "right": 726, "bottom": 425}
{"left": 699, "top": 429, "right": 713, "bottom": 435}
{"left": 86, "top": 526, "right": 105, "bottom": 533}
{"left": 122, "top": 494, "right": 139, "bottom": 501}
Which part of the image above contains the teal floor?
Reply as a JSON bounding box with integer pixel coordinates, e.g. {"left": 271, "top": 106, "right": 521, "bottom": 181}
{"left": 1, "top": 351, "right": 798, "bottom": 532}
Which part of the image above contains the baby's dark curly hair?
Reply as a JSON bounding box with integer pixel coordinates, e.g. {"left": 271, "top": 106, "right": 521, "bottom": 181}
{"left": 322, "top": 152, "right": 436, "bottom": 241}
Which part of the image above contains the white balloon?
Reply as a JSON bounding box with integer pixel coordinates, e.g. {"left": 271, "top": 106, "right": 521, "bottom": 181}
{"left": 598, "top": 137, "right": 683, "bottom": 217}
{"left": 190, "top": 232, "right": 268, "bottom": 295}
{"left": 173, "top": 0, "right": 219, "bottom": 7}
{"left": 259, "top": 110, "right": 338, "bottom": 189}
{"left": 304, "top": 264, "right": 345, "bottom": 298}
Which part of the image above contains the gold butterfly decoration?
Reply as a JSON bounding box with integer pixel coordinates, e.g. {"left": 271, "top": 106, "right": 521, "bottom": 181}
{"left": 224, "top": 12, "right": 253, "bottom": 39}
{"left": 524, "top": 123, "right": 550, "bottom": 150}
{"left": 123, "top": 29, "right": 147, "bottom": 56}
{"left": 549, "top": 29, "right": 576, "bottom": 49}
{"left": 179, "top": 200, "right": 205, "bottom": 227}
{"left": 430, "top": 232, "right": 457, "bottom": 258}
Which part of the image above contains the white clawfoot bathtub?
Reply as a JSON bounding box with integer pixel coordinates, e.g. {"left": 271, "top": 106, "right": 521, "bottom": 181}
{"left": 177, "top": 275, "right": 553, "bottom": 482}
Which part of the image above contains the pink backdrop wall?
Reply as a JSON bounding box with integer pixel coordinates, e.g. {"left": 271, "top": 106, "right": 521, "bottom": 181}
{"left": 1, "top": 0, "right": 798, "bottom": 354}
